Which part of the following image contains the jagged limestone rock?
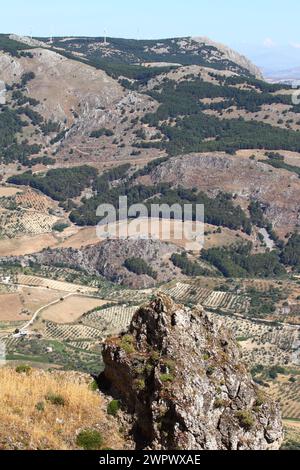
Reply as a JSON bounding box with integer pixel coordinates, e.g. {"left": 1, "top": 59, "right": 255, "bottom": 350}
{"left": 101, "top": 294, "right": 283, "bottom": 450}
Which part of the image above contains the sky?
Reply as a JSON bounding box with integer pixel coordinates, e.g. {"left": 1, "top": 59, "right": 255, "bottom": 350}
{"left": 1, "top": 0, "right": 300, "bottom": 72}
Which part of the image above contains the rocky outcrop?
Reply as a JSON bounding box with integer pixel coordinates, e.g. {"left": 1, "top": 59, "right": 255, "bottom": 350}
{"left": 191, "top": 37, "right": 263, "bottom": 79}
{"left": 0, "top": 238, "right": 181, "bottom": 288}
{"left": 101, "top": 294, "right": 283, "bottom": 450}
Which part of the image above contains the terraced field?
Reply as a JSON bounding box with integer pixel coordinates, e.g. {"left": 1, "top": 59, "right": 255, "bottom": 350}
{"left": 0, "top": 210, "right": 58, "bottom": 237}
{"left": 17, "top": 274, "right": 99, "bottom": 295}
{"left": 14, "top": 189, "right": 54, "bottom": 212}
{"left": 43, "top": 322, "right": 103, "bottom": 341}
{"left": 104, "top": 288, "right": 153, "bottom": 304}
{"left": 212, "top": 313, "right": 300, "bottom": 367}
{"left": 270, "top": 376, "right": 300, "bottom": 420}
{"left": 82, "top": 305, "right": 138, "bottom": 335}
{"left": 162, "top": 282, "right": 249, "bottom": 313}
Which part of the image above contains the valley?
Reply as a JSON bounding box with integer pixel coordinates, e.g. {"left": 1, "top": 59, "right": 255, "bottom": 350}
{"left": 0, "top": 32, "right": 300, "bottom": 450}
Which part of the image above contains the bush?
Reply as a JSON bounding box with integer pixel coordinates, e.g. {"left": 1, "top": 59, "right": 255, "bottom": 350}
{"left": 45, "top": 393, "right": 66, "bottom": 407}
{"left": 160, "top": 373, "right": 174, "bottom": 383}
{"left": 120, "top": 335, "right": 135, "bottom": 354}
{"left": 135, "top": 378, "right": 146, "bottom": 391}
{"left": 52, "top": 222, "right": 69, "bottom": 233}
{"left": 35, "top": 401, "right": 45, "bottom": 412}
{"left": 236, "top": 410, "right": 255, "bottom": 431}
{"left": 89, "top": 380, "right": 99, "bottom": 392}
{"left": 76, "top": 429, "right": 104, "bottom": 450}
{"left": 15, "top": 364, "right": 31, "bottom": 375}
{"left": 214, "top": 398, "right": 228, "bottom": 409}
{"left": 90, "top": 128, "right": 114, "bottom": 138}
{"left": 107, "top": 400, "right": 120, "bottom": 416}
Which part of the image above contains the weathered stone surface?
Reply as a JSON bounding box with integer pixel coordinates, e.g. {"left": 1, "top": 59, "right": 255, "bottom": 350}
{"left": 1, "top": 239, "right": 181, "bottom": 288}
{"left": 101, "top": 294, "right": 283, "bottom": 450}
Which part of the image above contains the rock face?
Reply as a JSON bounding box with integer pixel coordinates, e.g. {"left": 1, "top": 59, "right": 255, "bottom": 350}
{"left": 1, "top": 238, "right": 181, "bottom": 288}
{"left": 101, "top": 294, "right": 283, "bottom": 450}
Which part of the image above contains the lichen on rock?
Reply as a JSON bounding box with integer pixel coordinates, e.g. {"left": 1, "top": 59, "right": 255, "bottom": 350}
{"left": 100, "top": 293, "right": 283, "bottom": 450}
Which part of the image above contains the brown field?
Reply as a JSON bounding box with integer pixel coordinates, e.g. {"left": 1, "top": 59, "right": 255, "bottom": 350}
{"left": 41, "top": 296, "right": 109, "bottom": 323}
{"left": 0, "top": 233, "right": 59, "bottom": 257}
{"left": 0, "top": 186, "right": 22, "bottom": 197}
{"left": 59, "top": 226, "right": 99, "bottom": 249}
{"left": 0, "top": 287, "right": 65, "bottom": 322}
{"left": 20, "top": 287, "right": 65, "bottom": 314}
{"left": 0, "top": 293, "right": 24, "bottom": 321}
{"left": 0, "top": 227, "right": 99, "bottom": 257}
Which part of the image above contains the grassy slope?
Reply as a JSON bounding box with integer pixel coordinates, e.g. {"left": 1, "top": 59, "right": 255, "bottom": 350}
{"left": 0, "top": 367, "right": 124, "bottom": 450}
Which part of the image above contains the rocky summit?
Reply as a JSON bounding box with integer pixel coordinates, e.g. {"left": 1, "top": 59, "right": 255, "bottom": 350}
{"left": 101, "top": 294, "right": 283, "bottom": 450}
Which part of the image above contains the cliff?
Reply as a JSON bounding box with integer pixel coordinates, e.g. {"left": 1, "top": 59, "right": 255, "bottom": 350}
{"left": 101, "top": 294, "right": 283, "bottom": 450}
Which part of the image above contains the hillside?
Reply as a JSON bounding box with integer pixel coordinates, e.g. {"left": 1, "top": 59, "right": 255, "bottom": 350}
{"left": 33, "top": 35, "right": 263, "bottom": 78}
{"left": 2, "top": 238, "right": 183, "bottom": 288}
{"left": 1, "top": 32, "right": 300, "bottom": 451}
{"left": 0, "top": 367, "right": 126, "bottom": 450}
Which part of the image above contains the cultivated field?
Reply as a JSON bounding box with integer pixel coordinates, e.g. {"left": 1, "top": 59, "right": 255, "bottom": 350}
{"left": 213, "top": 313, "right": 300, "bottom": 367}
{"left": 82, "top": 305, "right": 138, "bottom": 335}
{"left": 0, "top": 209, "right": 58, "bottom": 237}
{"left": 41, "top": 296, "right": 109, "bottom": 323}
{"left": 270, "top": 375, "right": 300, "bottom": 420}
{"left": 43, "top": 322, "right": 103, "bottom": 341}
{"left": 162, "top": 281, "right": 250, "bottom": 313}
{"left": 17, "top": 275, "right": 99, "bottom": 295}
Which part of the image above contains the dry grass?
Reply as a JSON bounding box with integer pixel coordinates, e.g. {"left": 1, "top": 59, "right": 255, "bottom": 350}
{"left": 0, "top": 368, "right": 125, "bottom": 450}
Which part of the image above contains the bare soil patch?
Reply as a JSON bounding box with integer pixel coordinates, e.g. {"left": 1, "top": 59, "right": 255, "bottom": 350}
{"left": 41, "top": 296, "right": 109, "bottom": 323}
{"left": 0, "top": 233, "right": 58, "bottom": 257}
{"left": 0, "top": 293, "right": 24, "bottom": 321}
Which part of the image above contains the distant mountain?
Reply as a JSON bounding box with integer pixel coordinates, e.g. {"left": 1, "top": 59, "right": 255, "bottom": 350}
{"left": 233, "top": 42, "right": 300, "bottom": 79}
{"left": 265, "top": 67, "right": 300, "bottom": 83}
{"left": 11, "top": 34, "right": 263, "bottom": 79}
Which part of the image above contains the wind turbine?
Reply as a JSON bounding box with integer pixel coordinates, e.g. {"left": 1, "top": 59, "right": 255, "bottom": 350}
{"left": 103, "top": 30, "right": 108, "bottom": 46}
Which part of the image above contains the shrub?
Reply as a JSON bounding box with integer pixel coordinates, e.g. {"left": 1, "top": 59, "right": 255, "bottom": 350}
{"left": 160, "top": 373, "right": 174, "bottom": 383}
{"left": 120, "top": 335, "right": 135, "bottom": 354}
{"left": 89, "top": 380, "right": 99, "bottom": 392}
{"left": 135, "top": 378, "right": 146, "bottom": 391}
{"left": 236, "top": 410, "right": 255, "bottom": 431}
{"left": 150, "top": 351, "right": 160, "bottom": 363}
{"left": 107, "top": 400, "right": 120, "bottom": 416}
{"left": 214, "top": 398, "right": 228, "bottom": 409}
{"left": 35, "top": 401, "right": 45, "bottom": 412}
{"left": 90, "top": 128, "right": 114, "bottom": 138}
{"left": 15, "top": 364, "right": 31, "bottom": 375}
{"left": 45, "top": 393, "right": 66, "bottom": 407}
{"left": 76, "top": 429, "right": 104, "bottom": 450}
{"left": 52, "top": 222, "right": 69, "bottom": 233}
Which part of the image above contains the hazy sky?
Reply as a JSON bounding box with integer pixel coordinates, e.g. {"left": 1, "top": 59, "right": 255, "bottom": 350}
{"left": 0, "top": 0, "right": 299, "bottom": 46}
{"left": 1, "top": 0, "right": 300, "bottom": 71}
